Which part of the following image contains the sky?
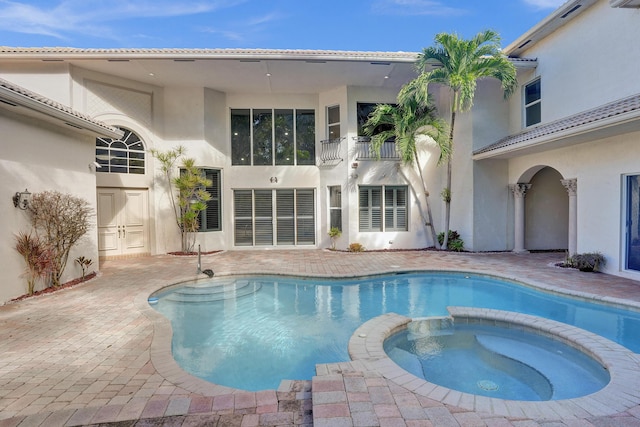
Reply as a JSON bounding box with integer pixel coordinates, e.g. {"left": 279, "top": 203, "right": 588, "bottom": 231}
{"left": 0, "top": 0, "right": 568, "bottom": 52}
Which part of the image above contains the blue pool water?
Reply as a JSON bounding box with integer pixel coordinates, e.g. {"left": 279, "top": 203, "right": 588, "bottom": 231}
{"left": 384, "top": 323, "right": 610, "bottom": 400}
{"left": 151, "top": 272, "right": 640, "bottom": 391}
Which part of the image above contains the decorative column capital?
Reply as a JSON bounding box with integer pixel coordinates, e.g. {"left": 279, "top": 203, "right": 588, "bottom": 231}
{"left": 510, "top": 183, "right": 532, "bottom": 198}
{"left": 561, "top": 178, "right": 577, "bottom": 196}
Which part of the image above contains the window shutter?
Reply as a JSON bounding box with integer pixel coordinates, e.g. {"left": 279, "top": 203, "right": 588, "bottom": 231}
{"left": 254, "top": 190, "right": 274, "bottom": 245}
{"left": 296, "top": 189, "right": 315, "bottom": 245}
{"left": 277, "top": 190, "right": 295, "bottom": 245}
{"left": 234, "top": 190, "right": 253, "bottom": 246}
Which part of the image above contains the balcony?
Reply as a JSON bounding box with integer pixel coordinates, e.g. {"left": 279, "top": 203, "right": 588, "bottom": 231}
{"left": 354, "top": 136, "right": 400, "bottom": 160}
{"left": 320, "top": 137, "right": 344, "bottom": 164}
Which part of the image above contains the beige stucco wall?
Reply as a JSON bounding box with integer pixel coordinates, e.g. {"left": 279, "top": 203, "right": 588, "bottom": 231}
{"left": 0, "top": 109, "right": 99, "bottom": 303}
{"left": 509, "top": 129, "right": 640, "bottom": 279}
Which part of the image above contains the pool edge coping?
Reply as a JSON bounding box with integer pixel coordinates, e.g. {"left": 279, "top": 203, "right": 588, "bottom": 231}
{"left": 347, "top": 308, "right": 640, "bottom": 418}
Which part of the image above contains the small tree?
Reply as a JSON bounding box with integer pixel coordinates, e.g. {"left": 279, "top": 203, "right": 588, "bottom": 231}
{"left": 174, "top": 158, "right": 211, "bottom": 252}
{"left": 14, "top": 232, "right": 54, "bottom": 294}
{"left": 27, "top": 191, "right": 92, "bottom": 287}
{"left": 150, "top": 146, "right": 211, "bottom": 253}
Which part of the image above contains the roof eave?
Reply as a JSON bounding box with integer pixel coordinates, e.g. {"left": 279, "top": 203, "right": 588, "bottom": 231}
{"left": 473, "top": 110, "right": 640, "bottom": 160}
{"left": 505, "top": 0, "right": 598, "bottom": 57}
{"left": 0, "top": 86, "right": 123, "bottom": 139}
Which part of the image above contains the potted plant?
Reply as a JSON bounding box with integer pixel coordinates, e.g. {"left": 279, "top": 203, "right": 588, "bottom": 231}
{"left": 328, "top": 227, "right": 342, "bottom": 250}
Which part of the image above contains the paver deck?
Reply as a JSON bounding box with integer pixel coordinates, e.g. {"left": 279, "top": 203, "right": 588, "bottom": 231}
{"left": 1, "top": 250, "right": 639, "bottom": 426}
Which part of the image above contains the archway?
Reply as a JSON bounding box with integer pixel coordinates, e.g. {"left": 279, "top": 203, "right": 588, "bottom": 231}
{"left": 524, "top": 167, "right": 568, "bottom": 251}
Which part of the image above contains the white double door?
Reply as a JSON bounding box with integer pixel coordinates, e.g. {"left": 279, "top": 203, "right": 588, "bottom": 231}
{"left": 97, "top": 188, "right": 149, "bottom": 257}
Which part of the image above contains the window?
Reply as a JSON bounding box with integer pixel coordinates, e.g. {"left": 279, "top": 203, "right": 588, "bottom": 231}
{"left": 199, "top": 169, "right": 221, "bottom": 231}
{"left": 95, "top": 127, "right": 145, "bottom": 174}
{"left": 231, "top": 108, "right": 315, "bottom": 166}
{"left": 626, "top": 175, "right": 640, "bottom": 271}
{"left": 524, "top": 79, "right": 541, "bottom": 127}
{"left": 327, "top": 105, "right": 340, "bottom": 140}
{"left": 329, "top": 186, "right": 342, "bottom": 232}
{"left": 234, "top": 189, "right": 315, "bottom": 246}
{"left": 359, "top": 186, "right": 408, "bottom": 232}
{"left": 356, "top": 102, "right": 395, "bottom": 139}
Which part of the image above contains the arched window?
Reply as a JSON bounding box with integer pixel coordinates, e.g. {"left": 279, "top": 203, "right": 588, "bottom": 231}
{"left": 95, "top": 127, "right": 145, "bottom": 174}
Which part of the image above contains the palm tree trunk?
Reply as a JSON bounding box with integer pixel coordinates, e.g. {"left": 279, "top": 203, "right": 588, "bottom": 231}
{"left": 442, "top": 106, "right": 456, "bottom": 250}
{"left": 413, "top": 148, "right": 440, "bottom": 249}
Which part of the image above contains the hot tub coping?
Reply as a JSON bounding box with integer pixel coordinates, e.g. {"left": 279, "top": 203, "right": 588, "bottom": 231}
{"left": 347, "top": 307, "right": 640, "bottom": 417}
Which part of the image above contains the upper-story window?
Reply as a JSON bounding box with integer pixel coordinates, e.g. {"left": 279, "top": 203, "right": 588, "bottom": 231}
{"left": 327, "top": 105, "right": 340, "bottom": 140}
{"left": 95, "top": 127, "right": 145, "bottom": 174}
{"left": 524, "top": 78, "right": 541, "bottom": 127}
{"left": 231, "top": 108, "right": 315, "bottom": 166}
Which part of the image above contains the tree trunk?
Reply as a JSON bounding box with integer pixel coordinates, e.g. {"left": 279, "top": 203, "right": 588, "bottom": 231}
{"left": 442, "top": 105, "right": 457, "bottom": 250}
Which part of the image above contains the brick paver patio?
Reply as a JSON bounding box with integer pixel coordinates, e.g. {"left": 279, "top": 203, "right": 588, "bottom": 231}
{"left": 1, "top": 250, "right": 639, "bottom": 426}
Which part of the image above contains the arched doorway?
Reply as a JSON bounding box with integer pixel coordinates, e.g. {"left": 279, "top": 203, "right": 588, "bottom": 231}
{"left": 524, "top": 167, "right": 568, "bottom": 251}
{"left": 95, "top": 127, "right": 150, "bottom": 258}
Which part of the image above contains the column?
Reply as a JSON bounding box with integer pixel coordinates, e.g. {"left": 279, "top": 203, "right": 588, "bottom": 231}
{"left": 561, "top": 178, "right": 578, "bottom": 256}
{"left": 510, "top": 183, "right": 531, "bottom": 253}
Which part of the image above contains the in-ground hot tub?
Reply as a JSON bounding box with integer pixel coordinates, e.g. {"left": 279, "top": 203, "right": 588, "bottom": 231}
{"left": 384, "top": 316, "right": 609, "bottom": 400}
{"left": 348, "top": 307, "right": 640, "bottom": 416}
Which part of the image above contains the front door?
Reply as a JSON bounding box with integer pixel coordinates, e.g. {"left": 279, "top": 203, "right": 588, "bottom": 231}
{"left": 97, "top": 188, "right": 149, "bottom": 257}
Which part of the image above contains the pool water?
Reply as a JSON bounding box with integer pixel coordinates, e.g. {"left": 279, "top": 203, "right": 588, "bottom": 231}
{"left": 384, "top": 323, "right": 610, "bottom": 400}
{"left": 151, "top": 272, "right": 640, "bottom": 391}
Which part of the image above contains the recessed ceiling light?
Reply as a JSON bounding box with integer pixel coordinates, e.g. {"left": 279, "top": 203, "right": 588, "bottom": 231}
{"left": 266, "top": 73, "right": 272, "bottom": 77}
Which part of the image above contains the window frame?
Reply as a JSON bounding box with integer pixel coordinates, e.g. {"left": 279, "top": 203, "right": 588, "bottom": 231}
{"left": 328, "top": 185, "right": 342, "bottom": 232}
{"left": 327, "top": 105, "right": 341, "bottom": 141}
{"left": 198, "top": 168, "right": 222, "bottom": 232}
{"left": 359, "top": 185, "right": 409, "bottom": 232}
{"left": 95, "top": 127, "right": 146, "bottom": 174}
{"left": 524, "top": 78, "right": 541, "bottom": 128}
{"left": 231, "top": 108, "right": 316, "bottom": 166}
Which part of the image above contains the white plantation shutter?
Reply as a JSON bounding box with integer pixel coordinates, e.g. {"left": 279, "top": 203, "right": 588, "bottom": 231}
{"left": 234, "top": 190, "right": 253, "bottom": 245}
{"left": 359, "top": 187, "right": 382, "bottom": 231}
{"left": 254, "top": 190, "right": 273, "bottom": 245}
{"left": 385, "top": 187, "right": 408, "bottom": 231}
{"left": 235, "top": 188, "right": 315, "bottom": 246}
{"left": 296, "top": 189, "right": 315, "bottom": 245}
{"left": 277, "top": 190, "right": 295, "bottom": 245}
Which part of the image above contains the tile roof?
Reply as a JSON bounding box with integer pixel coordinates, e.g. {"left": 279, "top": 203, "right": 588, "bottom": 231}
{"left": 0, "top": 47, "right": 536, "bottom": 66}
{"left": 0, "top": 47, "right": 421, "bottom": 61}
{"left": 474, "top": 93, "right": 640, "bottom": 155}
{"left": 0, "top": 77, "right": 122, "bottom": 137}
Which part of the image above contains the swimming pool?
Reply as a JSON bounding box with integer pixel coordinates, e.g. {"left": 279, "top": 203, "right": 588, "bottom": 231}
{"left": 150, "top": 272, "right": 640, "bottom": 391}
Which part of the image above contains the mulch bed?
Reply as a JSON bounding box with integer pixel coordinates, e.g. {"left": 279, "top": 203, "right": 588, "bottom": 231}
{"left": 168, "top": 250, "right": 222, "bottom": 256}
{"left": 10, "top": 272, "right": 97, "bottom": 303}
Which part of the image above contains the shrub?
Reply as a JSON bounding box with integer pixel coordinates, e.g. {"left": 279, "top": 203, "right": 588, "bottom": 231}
{"left": 14, "top": 232, "right": 54, "bottom": 295}
{"left": 348, "top": 243, "right": 365, "bottom": 252}
{"left": 27, "top": 191, "right": 92, "bottom": 287}
{"left": 75, "top": 256, "right": 94, "bottom": 280}
{"left": 568, "top": 252, "right": 606, "bottom": 272}
{"left": 437, "top": 230, "right": 464, "bottom": 252}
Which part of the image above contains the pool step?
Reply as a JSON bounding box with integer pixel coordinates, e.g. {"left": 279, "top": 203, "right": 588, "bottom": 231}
{"left": 164, "top": 280, "right": 262, "bottom": 302}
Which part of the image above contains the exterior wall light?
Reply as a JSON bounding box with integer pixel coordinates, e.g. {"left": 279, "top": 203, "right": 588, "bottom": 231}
{"left": 12, "top": 189, "right": 31, "bottom": 210}
{"left": 270, "top": 177, "right": 278, "bottom": 183}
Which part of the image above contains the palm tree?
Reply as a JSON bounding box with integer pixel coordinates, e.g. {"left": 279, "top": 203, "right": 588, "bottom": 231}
{"left": 363, "top": 91, "right": 448, "bottom": 248}
{"left": 411, "top": 30, "right": 517, "bottom": 249}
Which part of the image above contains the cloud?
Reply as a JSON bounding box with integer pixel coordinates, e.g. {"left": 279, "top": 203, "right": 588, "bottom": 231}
{"left": 0, "top": 0, "right": 246, "bottom": 41}
{"left": 198, "top": 11, "right": 285, "bottom": 45}
{"left": 522, "top": 0, "right": 567, "bottom": 9}
{"left": 371, "top": 0, "right": 466, "bottom": 16}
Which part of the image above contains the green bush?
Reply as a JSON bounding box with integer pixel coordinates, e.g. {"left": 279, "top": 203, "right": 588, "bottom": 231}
{"left": 568, "top": 252, "right": 606, "bottom": 272}
{"left": 437, "top": 230, "right": 464, "bottom": 252}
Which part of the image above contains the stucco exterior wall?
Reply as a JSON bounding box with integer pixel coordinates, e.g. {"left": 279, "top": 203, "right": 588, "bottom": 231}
{"left": 513, "top": 1, "right": 640, "bottom": 128}
{"left": 508, "top": 129, "right": 640, "bottom": 279}
{"left": 0, "top": 109, "right": 99, "bottom": 303}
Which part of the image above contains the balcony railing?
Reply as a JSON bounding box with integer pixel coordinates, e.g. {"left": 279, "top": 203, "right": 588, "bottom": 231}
{"left": 354, "top": 136, "right": 400, "bottom": 160}
{"left": 320, "top": 137, "right": 344, "bottom": 163}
